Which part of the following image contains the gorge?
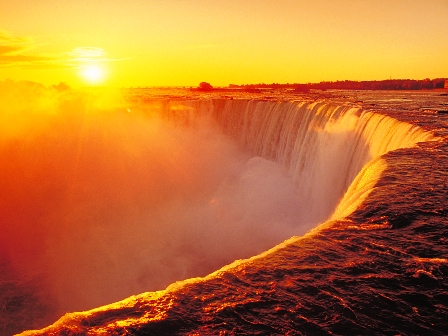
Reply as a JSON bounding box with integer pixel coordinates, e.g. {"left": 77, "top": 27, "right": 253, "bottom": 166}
{"left": 1, "top": 86, "right": 446, "bottom": 335}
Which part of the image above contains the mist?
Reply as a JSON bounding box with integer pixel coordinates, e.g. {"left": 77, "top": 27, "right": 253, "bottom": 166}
{"left": 0, "top": 81, "right": 301, "bottom": 316}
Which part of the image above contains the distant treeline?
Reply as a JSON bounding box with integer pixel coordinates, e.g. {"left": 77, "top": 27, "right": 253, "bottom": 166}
{"left": 229, "top": 78, "right": 448, "bottom": 91}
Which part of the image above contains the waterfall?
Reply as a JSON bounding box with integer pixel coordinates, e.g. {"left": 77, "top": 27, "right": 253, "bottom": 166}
{"left": 1, "top": 93, "right": 438, "bottom": 330}
{"left": 162, "top": 99, "right": 435, "bottom": 227}
{"left": 5, "top": 92, "right": 443, "bottom": 336}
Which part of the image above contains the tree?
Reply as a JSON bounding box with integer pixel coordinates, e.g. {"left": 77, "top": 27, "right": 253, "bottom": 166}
{"left": 198, "top": 82, "right": 213, "bottom": 91}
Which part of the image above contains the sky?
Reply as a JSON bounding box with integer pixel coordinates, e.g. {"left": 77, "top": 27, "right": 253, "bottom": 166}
{"left": 0, "top": 0, "right": 447, "bottom": 88}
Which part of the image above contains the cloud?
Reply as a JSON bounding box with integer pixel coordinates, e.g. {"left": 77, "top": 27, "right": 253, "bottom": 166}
{"left": 67, "top": 47, "right": 129, "bottom": 64}
{"left": 69, "top": 47, "right": 106, "bottom": 58}
{"left": 0, "top": 54, "right": 52, "bottom": 62}
{"left": 68, "top": 47, "right": 106, "bottom": 62}
{"left": 0, "top": 30, "right": 29, "bottom": 44}
{"left": 0, "top": 30, "right": 58, "bottom": 68}
{"left": 0, "top": 45, "right": 25, "bottom": 55}
{"left": 0, "top": 30, "right": 31, "bottom": 60}
{"left": 0, "top": 29, "right": 127, "bottom": 70}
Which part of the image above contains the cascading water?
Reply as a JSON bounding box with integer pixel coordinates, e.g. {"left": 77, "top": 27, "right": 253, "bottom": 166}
{"left": 162, "top": 99, "right": 435, "bottom": 227}
{"left": 3, "top": 87, "right": 444, "bottom": 335}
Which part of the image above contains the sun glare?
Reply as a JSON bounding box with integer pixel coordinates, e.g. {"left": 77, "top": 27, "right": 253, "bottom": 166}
{"left": 81, "top": 65, "right": 105, "bottom": 84}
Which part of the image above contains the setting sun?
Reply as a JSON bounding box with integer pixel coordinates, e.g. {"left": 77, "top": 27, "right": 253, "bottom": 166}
{"left": 81, "top": 65, "right": 105, "bottom": 85}
{"left": 1, "top": 1, "right": 448, "bottom": 334}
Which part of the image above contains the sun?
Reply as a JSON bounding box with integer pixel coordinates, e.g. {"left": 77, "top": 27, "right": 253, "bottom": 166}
{"left": 80, "top": 65, "right": 105, "bottom": 84}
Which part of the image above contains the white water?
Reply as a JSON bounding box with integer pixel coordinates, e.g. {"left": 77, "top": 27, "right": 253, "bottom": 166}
{"left": 0, "top": 89, "right": 436, "bottom": 317}
{"left": 162, "top": 99, "right": 435, "bottom": 225}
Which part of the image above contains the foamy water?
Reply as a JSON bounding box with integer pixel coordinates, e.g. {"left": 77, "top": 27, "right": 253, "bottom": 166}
{"left": 1, "top": 83, "right": 447, "bottom": 335}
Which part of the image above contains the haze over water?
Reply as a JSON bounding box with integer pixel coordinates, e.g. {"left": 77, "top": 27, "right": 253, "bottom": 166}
{"left": 1, "top": 83, "right": 447, "bottom": 335}
{"left": 1, "top": 0, "right": 448, "bottom": 334}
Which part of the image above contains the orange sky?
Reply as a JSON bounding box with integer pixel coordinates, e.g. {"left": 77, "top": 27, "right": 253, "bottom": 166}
{"left": 1, "top": 0, "right": 447, "bottom": 88}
